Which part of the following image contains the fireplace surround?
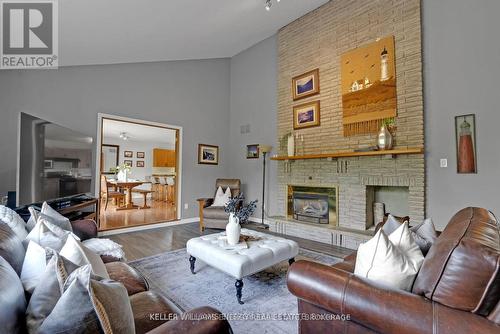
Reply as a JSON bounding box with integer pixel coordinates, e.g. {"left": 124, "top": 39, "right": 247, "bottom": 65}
{"left": 288, "top": 185, "right": 337, "bottom": 226}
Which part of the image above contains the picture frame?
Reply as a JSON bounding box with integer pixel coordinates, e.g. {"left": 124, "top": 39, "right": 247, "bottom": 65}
{"left": 137, "top": 152, "right": 145, "bottom": 159}
{"left": 455, "top": 114, "right": 477, "bottom": 174}
{"left": 292, "top": 69, "right": 320, "bottom": 101}
{"left": 124, "top": 160, "right": 133, "bottom": 167}
{"left": 124, "top": 151, "right": 133, "bottom": 158}
{"left": 198, "top": 144, "right": 219, "bottom": 165}
{"left": 293, "top": 100, "right": 320, "bottom": 130}
{"left": 246, "top": 144, "right": 259, "bottom": 159}
{"left": 136, "top": 160, "right": 144, "bottom": 167}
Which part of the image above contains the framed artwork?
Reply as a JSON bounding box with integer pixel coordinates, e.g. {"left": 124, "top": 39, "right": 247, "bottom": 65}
{"left": 124, "top": 160, "right": 133, "bottom": 167}
{"left": 341, "top": 36, "right": 397, "bottom": 136}
{"left": 246, "top": 144, "right": 259, "bottom": 159}
{"left": 124, "top": 151, "right": 133, "bottom": 158}
{"left": 198, "top": 144, "right": 219, "bottom": 165}
{"left": 292, "top": 69, "right": 320, "bottom": 101}
{"left": 137, "top": 152, "right": 145, "bottom": 159}
{"left": 136, "top": 161, "right": 145, "bottom": 167}
{"left": 293, "top": 100, "right": 320, "bottom": 130}
{"left": 455, "top": 114, "right": 477, "bottom": 174}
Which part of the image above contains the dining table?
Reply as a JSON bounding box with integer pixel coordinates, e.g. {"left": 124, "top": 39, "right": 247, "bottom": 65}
{"left": 107, "top": 179, "right": 145, "bottom": 210}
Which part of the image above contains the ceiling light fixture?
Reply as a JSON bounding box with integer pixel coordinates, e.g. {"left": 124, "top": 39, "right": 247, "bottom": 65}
{"left": 119, "top": 132, "right": 129, "bottom": 141}
{"left": 265, "top": 0, "right": 271, "bottom": 11}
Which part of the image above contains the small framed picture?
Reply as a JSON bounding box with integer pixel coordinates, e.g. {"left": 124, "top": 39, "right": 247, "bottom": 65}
{"left": 136, "top": 161, "right": 145, "bottom": 167}
{"left": 137, "top": 152, "right": 145, "bottom": 159}
{"left": 292, "top": 69, "right": 320, "bottom": 101}
{"left": 124, "top": 151, "right": 133, "bottom": 158}
{"left": 293, "top": 100, "right": 320, "bottom": 130}
{"left": 455, "top": 114, "right": 477, "bottom": 174}
{"left": 198, "top": 144, "right": 219, "bottom": 165}
{"left": 246, "top": 144, "right": 259, "bottom": 159}
{"left": 124, "top": 160, "right": 133, "bottom": 167}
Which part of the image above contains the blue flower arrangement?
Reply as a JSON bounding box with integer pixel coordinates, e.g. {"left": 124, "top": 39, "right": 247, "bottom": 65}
{"left": 224, "top": 193, "right": 258, "bottom": 224}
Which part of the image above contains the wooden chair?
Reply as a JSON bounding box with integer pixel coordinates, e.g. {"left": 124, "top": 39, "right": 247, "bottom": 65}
{"left": 100, "top": 175, "right": 125, "bottom": 210}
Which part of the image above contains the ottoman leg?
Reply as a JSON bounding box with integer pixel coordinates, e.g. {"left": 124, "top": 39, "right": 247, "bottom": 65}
{"left": 289, "top": 258, "right": 295, "bottom": 265}
{"left": 235, "top": 279, "right": 244, "bottom": 305}
{"left": 189, "top": 256, "right": 196, "bottom": 274}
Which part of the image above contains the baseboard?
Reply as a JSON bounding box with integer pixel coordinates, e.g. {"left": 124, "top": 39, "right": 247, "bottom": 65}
{"left": 98, "top": 217, "right": 199, "bottom": 236}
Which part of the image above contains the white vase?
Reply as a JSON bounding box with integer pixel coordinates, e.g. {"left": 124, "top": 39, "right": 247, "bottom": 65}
{"left": 117, "top": 170, "right": 128, "bottom": 182}
{"left": 226, "top": 213, "right": 241, "bottom": 246}
{"left": 287, "top": 134, "right": 295, "bottom": 157}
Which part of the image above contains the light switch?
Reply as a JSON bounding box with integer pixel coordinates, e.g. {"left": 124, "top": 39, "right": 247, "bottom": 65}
{"left": 184, "top": 203, "right": 189, "bottom": 210}
{"left": 440, "top": 159, "right": 448, "bottom": 168}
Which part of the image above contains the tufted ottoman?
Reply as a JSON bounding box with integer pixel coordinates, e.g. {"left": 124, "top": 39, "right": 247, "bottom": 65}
{"left": 186, "top": 228, "right": 299, "bottom": 304}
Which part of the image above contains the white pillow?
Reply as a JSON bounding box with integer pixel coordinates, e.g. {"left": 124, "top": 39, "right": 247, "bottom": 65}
{"left": 381, "top": 214, "right": 402, "bottom": 235}
{"left": 82, "top": 238, "right": 125, "bottom": 260}
{"left": 41, "top": 202, "right": 73, "bottom": 232}
{"left": 354, "top": 229, "right": 421, "bottom": 291}
{"left": 20, "top": 241, "right": 55, "bottom": 293}
{"left": 60, "top": 235, "right": 109, "bottom": 279}
{"left": 0, "top": 205, "right": 28, "bottom": 240}
{"left": 25, "top": 214, "right": 73, "bottom": 251}
{"left": 26, "top": 207, "right": 39, "bottom": 232}
{"left": 388, "top": 222, "right": 424, "bottom": 271}
{"left": 410, "top": 218, "right": 438, "bottom": 255}
{"left": 212, "top": 186, "right": 231, "bottom": 207}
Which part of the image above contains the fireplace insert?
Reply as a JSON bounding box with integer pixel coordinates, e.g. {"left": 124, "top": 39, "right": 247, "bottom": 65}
{"left": 292, "top": 192, "right": 329, "bottom": 224}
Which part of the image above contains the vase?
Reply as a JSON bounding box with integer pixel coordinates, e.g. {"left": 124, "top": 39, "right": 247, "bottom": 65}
{"left": 226, "top": 213, "right": 241, "bottom": 246}
{"left": 377, "top": 125, "right": 393, "bottom": 150}
{"left": 117, "top": 170, "right": 128, "bottom": 182}
{"left": 287, "top": 134, "right": 295, "bottom": 157}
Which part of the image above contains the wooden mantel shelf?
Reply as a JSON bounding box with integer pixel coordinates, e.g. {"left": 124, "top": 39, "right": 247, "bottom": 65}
{"left": 270, "top": 147, "right": 424, "bottom": 161}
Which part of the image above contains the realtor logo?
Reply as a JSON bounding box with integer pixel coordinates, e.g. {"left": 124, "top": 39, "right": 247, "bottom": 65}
{"left": 1, "top": 0, "right": 58, "bottom": 69}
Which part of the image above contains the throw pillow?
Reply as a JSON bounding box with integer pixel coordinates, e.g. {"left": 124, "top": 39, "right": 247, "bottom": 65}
{"left": 354, "top": 229, "right": 421, "bottom": 291}
{"left": 26, "top": 207, "right": 39, "bottom": 232}
{"left": 60, "top": 235, "right": 109, "bottom": 279}
{"left": 25, "top": 253, "right": 79, "bottom": 333}
{"left": 410, "top": 218, "right": 438, "bottom": 255}
{"left": 388, "top": 222, "right": 424, "bottom": 271}
{"left": 20, "top": 241, "right": 55, "bottom": 294}
{"left": 0, "top": 223, "right": 26, "bottom": 275}
{"left": 25, "top": 214, "right": 73, "bottom": 252}
{"left": 0, "top": 255, "right": 27, "bottom": 334}
{"left": 38, "top": 265, "right": 135, "bottom": 334}
{"left": 82, "top": 238, "right": 125, "bottom": 260}
{"left": 381, "top": 214, "right": 402, "bottom": 235}
{"left": 41, "top": 202, "right": 73, "bottom": 232}
{"left": 0, "top": 205, "right": 28, "bottom": 240}
{"left": 212, "top": 186, "right": 231, "bottom": 207}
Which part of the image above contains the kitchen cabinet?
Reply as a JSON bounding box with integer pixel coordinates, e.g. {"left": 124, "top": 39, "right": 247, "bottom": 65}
{"left": 153, "top": 149, "right": 176, "bottom": 167}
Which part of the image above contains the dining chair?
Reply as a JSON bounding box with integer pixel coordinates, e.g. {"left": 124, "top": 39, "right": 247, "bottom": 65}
{"left": 100, "top": 175, "right": 125, "bottom": 210}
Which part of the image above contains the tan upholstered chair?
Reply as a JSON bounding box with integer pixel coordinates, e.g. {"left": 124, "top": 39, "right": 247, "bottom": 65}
{"left": 197, "top": 179, "right": 241, "bottom": 232}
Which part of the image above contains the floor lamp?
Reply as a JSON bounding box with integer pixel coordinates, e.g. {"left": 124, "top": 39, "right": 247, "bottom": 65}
{"left": 259, "top": 145, "right": 272, "bottom": 228}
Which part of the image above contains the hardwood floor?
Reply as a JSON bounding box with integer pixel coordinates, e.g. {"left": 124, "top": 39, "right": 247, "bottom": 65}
{"left": 99, "top": 198, "right": 177, "bottom": 231}
{"left": 109, "top": 222, "right": 353, "bottom": 261}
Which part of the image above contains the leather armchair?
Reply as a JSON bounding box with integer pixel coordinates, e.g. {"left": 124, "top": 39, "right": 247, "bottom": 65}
{"left": 287, "top": 207, "right": 500, "bottom": 334}
{"left": 198, "top": 179, "right": 241, "bottom": 231}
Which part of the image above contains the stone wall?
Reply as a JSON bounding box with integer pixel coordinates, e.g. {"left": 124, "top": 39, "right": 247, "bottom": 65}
{"left": 274, "top": 0, "right": 424, "bottom": 236}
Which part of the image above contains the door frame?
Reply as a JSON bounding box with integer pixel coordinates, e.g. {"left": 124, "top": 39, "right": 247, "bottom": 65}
{"left": 95, "top": 113, "right": 183, "bottom": 221}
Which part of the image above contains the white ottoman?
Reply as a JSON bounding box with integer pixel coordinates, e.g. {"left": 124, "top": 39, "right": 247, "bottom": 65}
{"left": 186, "top": 228, "right": 299, "bottom": 304}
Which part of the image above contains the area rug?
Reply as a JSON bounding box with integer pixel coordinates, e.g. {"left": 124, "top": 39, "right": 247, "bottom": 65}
{"left": 129, "top": 248, "right": 341, "bottom": 334}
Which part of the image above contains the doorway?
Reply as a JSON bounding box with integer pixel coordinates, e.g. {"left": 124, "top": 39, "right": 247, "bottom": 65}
{"left": 95, "top": 114, "right": 182, "bottom": 231}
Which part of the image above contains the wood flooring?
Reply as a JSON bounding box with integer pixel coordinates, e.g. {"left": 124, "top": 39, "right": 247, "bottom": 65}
{"left": 109, "top": 222, "right": 353, "bottom": 261}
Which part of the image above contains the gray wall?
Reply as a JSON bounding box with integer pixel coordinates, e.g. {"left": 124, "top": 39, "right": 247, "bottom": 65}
{"left": 423, "top": 0, "right": 500, "bottom": 229}
{"left": 0, "top": 59, "right": 231, "bottom": 218}
{"left": 228, "top": 36, "right": 279, "bottom": 220}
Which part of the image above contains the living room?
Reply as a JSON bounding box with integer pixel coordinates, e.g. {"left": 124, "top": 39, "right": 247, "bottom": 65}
{"left": 0, "top": 0, "right": 499, "bottom": 333}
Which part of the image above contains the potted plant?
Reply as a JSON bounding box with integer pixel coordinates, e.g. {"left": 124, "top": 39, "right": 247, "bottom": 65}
{"left": 224, "top": 193, "right": 258, "bottom": 245}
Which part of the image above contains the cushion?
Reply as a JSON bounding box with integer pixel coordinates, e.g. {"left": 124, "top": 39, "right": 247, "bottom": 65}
{"left": 381, "top": 214, "right": 402, "bottom": 235}
{"left": 410, "top": 218, "right": 438, "bottom": 255}
{"left": 203, "top": 206, "right": 230, "bottom": 220}
{"left": 388, "top": 222, "right": 424, "bottom": 271}
{"left": 0, "top": 205, "right": 28, "bottom": 240}
{"left": 60, "top": 235, "right": 109, "bottom": 279}
{"left": 20, "top": 241, "right": 55, "bottom": 293}
{"left": 38, "top": 265, "right": 135, "bottom": 334}
{"left": 83, "top": 238, "right": 125, "bottom": 260}
{"left": 354, "top": 229, "right": 421, "bottom": 291}
{"left": 41, "top": 202, "right": 73, "bottom": 232}
{"left": 25, "top": 214, "right": 72, "bottom": 252}
{"left": 70, "top": 219, "right": 98, "bottom": 241}
{"left": 212, "top": 186, "right": 231, "bottom": 207}
{"left": 413, "top": 207, "right": 500, "bottom": 315}
{"left": 105, "top": 261, "right": 148, "bottom": 296}
{"left": 0, "top": 223, "right": 26, "bottom": 275}
{"left": 130, "top": 291, "right": 176, "bottom": 334}
{"left": 0, "top": 255, "right": 27, "bottom": 334}
{"left": 25, "top": 253, "right": 79, "bottom": 333}
{"left": 26, "top": 207, "right": 39, "bottom": 232}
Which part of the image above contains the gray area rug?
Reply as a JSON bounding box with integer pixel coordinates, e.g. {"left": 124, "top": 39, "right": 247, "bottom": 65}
{"left": 129, "top": 248, "right": 341, "bottom": 334}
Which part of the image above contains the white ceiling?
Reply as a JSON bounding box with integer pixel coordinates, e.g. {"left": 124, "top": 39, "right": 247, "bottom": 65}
{"left": 60, "top": 0, "right": 329, "bottom": 66}
{"left": 102, "top": 119, "right": 176, "bottom": 145}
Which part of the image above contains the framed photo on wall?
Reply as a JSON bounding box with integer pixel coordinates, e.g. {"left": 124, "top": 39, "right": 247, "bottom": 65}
{"left": 137, "top": 152, "right": 145, "bottom": 159}
{"left": 293, "top": 100, "right": 320, "bottom": 130}
{"left": 292, "top": 69, "right": 320, "bottom": 101}
{"left": 136, "top": 161, "right": 144, "bottom": 167}
{"left": 246, "top": 144, "right": 259, "bottom": 159}
{"left": 124, "top": 151, "right": 133, "bottom": 158}
{"left": 124, "top": 160, "right": 133, "bottom": 167}
{"left": 455, "top": 114, "right": 477, "bottom": 174}
{"left": 198, "top": 144, "right": 219, "bottom": 165}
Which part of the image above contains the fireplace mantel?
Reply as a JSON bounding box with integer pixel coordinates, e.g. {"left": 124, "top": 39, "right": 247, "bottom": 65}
{"left": 270, "top": 147, "right": 423, "bottom": 161}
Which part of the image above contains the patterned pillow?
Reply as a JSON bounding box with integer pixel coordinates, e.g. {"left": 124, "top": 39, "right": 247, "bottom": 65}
{"left": 0, "top": 205, "right": 28, "bottom": 240}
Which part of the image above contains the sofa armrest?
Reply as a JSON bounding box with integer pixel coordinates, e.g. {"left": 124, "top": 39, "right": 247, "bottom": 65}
{"left": 70, "top": 219, "right": 98, "bottom": 241}
{"left": 287, "top": 260, "right": 500, "bottom": 334}
{"left": 146, "top": 306, "right": 231, "bottom": 334}
{"left": 197, "top": 198, "right": 214, "bottom": 208}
